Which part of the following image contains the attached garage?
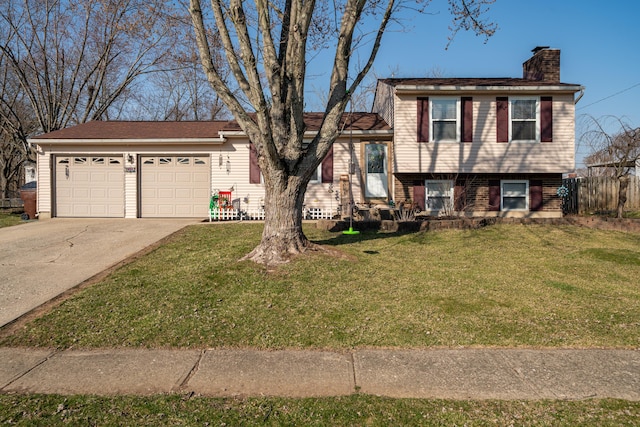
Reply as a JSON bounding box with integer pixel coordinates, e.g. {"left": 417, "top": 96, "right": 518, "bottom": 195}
{"left": 140, "top": 155, "right": 210, "bottom": 218}
{"left": 54, "top": 155, "right": 124, "bottom": 217}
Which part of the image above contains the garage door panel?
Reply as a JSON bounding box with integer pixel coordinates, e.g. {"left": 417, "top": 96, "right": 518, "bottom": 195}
{"left": 174, "top": 188, "right": 193, "bottom": 198}
{"left": 141, "top": 155, "right": 210, "bottom": 218}
{"left": 90, "top": 188, "right": 108, "bottom": 198}
{"left": 73, "top": 188, "right": 91, "bottom": 199}
{"left": 141, "top": 189, "right": 157, "bottom": 198}
{"left": 157, "top": 173, "right": 175, "bottom": 183}
{"left": 89, "top": 172, "right": 108, "bottom": 182}
{"left": 175, "top": 172, "right": 192, "bottom": 183}
{"left": 175, "top": 206, "right": 194, "bottom": 215}
{"left": 157, "top": 188, "right": 175, "bottom": 198}
{"left": 55, "top": 155, "right": 124, "bottom": 218}
{"left": 74, "top": 171, "right": 90, "bottom": 182}
{"left": 193, "top": 188, "right": 210, "bottom": 198}
{"left": 90, "top": 205, "right": 108, "bottom": 216}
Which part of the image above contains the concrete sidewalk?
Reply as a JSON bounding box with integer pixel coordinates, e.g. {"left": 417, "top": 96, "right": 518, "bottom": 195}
{"left": 1, "top": 347, "right": 639, "bottom": 400}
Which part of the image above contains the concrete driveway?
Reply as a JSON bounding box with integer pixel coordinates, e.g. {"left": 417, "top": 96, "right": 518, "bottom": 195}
{"left": 0, "top": 218, "right": 197, "bottom": 327}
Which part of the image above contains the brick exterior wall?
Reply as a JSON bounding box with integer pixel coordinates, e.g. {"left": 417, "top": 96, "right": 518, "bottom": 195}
{"left": 394, "top": 173, "right": 563, "bottom": 214}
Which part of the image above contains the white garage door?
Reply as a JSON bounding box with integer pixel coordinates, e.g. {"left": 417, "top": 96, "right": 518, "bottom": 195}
{"left": 55, "top": 156, "right": 124, "bottom": 217}
{"left": 140, "top": 156, "right": 210, "bottom": 218}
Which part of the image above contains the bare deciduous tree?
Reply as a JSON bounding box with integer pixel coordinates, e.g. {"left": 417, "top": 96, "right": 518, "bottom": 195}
{"left": 139, "top": 11, "right": 230, "bottom": 121}
{"left": 189, "top": 0, "right": 496, "bottom": 265}
{"left": 0, "top": 0, "right": 180, "bottom": 196}
{"left": 582, "top": 115, "right": 640, "bottom": 218}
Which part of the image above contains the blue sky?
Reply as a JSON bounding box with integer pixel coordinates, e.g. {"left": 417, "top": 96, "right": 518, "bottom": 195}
{"left": 316, "top": 0, "right": 640, "bottom": 168}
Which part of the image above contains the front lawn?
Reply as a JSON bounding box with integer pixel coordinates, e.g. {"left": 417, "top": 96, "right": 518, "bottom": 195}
{"left": 3, "top": 222, "right": 639, "bottom": 349}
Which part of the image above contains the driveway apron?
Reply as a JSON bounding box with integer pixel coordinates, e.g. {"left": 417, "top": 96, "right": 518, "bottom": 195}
{"left": 0, "top": 218, "right": 196, "bottom": 327}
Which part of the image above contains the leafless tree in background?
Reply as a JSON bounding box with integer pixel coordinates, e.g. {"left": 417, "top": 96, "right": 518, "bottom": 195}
{"left": 582, "top": 115, "right": 640, "bottom": 218}
{"left": 0, "top": 0, "right": 187, "bottom": 196}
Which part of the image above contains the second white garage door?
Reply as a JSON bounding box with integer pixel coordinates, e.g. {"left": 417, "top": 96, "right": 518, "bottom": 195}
{"left": 140, "top": 156, "right": 210, "bottom": 218}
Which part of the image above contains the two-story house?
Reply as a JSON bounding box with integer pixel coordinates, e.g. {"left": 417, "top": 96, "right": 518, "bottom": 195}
{"left": 372, "top": 47, "right": 583, "bottom": 218}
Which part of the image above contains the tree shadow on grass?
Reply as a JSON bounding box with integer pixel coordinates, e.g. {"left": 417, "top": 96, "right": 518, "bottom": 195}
{"left": 310, "top": 222, "right": 423, "bottom": 248}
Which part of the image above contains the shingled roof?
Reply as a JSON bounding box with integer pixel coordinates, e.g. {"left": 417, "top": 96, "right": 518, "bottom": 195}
{"left": 378, "top": 77, "right": 580, "bottom": 87}
{"left": 31, "top": 112, "right": 390, "bottom": 140}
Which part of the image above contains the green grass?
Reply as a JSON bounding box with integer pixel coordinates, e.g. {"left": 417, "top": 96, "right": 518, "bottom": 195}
{"left": 1, "top": 395, "right": 640, "bottom": 426}
{"left": 3, "top": 223, "right": 640, "bottom": 350}
{"left": 0, "top": 212, "right": 23, "bottom": 228}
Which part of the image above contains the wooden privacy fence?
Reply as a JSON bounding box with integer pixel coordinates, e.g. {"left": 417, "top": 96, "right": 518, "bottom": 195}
{"left": 564, "top": 176, "right": 640, "bottom": 214}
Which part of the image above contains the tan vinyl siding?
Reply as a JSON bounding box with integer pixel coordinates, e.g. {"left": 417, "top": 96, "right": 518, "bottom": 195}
{"left": 215, "top": 137, "right": 363, "bottom": 215}
{"left": 124, "top": 155, "right": 137, "bottom": 218}
{"left": 304, "top": 138, "right": 361, "bottom": 213}
{"left": 36, "top": 150, "right": 50, "bottom": 216}
{"left": 393, "top": 93, "right": 576, "bottom": 174}
{"left": 211, "top": 141, "right": 265, "bottom": 212}
{"left": 372, "top": 82, "right": 395, "bottom": 127}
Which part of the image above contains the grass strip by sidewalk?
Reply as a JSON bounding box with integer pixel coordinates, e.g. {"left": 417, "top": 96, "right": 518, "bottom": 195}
{"left": 1, "top": 394, "right": 640, "bottom": 426}
{"left": 2, "top": 223, "right": 639, "bottom": 349}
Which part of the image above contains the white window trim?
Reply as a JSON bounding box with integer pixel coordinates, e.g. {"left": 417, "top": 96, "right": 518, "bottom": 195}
{"left": 309, "top": 164, "right": 322, "bottom": 184}
{"left": 431, "top": 98, "right": 460, "bottom": 143}
{"left": 425, "top": 179, "right": 454, "bottom": 213}
{"left": 500, "top": 180, "right": 529, "bottom": 211}
{"left": 509, "top": 97, "right": 540, "bottom": 143}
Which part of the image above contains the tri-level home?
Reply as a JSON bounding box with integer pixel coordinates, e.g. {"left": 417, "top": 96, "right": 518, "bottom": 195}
{"left": 372, "top": 46, "right": 584, "bottom": 217}
{"left": 30, "top": 47, "right": 582, "bottom": 220}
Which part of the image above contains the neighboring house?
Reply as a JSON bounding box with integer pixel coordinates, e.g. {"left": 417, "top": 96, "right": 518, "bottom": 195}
{"left": 29, "top": 114, "right": 391, "bottom": 219}
{"left": 372, "top": 46, "right": 584, "bottom": 217}
{"left": 30, "top": 47, "right": 582, "bottom": 220}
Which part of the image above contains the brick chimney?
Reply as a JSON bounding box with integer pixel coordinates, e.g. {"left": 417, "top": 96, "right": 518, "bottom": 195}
{"left": 523, "top": 46, "right": 560, "bottom": 83}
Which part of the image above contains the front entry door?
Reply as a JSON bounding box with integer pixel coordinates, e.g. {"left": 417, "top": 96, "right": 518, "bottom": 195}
{"left": 365, "top": 143, "right": 388, "bottom": 199}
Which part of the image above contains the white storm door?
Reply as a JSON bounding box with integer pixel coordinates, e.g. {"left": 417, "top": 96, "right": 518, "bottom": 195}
{"left": 365, "top": 143, "right": 388, "bottom": 198}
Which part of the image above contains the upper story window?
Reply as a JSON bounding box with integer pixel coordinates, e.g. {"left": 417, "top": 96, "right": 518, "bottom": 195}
{"left": 497, "top": 96, "right": 552, "bottom": 143}
{"left": 510, "top": 98, "right": 538, "bottom": 142}
{"left": 431, "top": 99, "right": 459, "bottom": 142}
{"left": 418, "top": 97, "right": 473, "bottom": 143}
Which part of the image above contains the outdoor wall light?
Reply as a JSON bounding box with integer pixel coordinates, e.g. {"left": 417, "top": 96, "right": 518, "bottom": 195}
{"left": 127, "top": 154, "right": 134, "bottom": 164}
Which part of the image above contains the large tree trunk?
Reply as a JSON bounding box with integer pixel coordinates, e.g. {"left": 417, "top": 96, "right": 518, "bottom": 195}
{"left": 242, "top": 174, "right": 316, "bottom": 266}
{"left": 617, "top": 175, "right": 629, "bottom": 218}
